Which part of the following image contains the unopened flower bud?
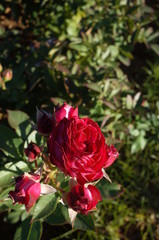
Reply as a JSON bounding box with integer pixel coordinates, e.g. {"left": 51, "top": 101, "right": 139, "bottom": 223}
{"left": 67, "top": 184, "right": 102, "bottom": 215}
{"left": 2, "top": 69, "right": 13, "bottom": 82}
{"left": 9, "top": 172, "right": 41, "bottom": 212}
{"left": 36, "top": 108, "right": 55, "bottom": 136}
{"left": 24, "top": 142, "right": 41, "bottom": 162}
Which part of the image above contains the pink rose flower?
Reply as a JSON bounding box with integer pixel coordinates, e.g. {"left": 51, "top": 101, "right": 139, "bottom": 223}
{"left": 48, "top": 117, "right": 118, "bottom": 184}
{"left": 9, "top": 173, "right": 41, "bottom": 212}
{"left": 67, "top": 184, "right": 102, "bottom": 215}
{"left": 36, "top": 109, "right": 55, "bottom": 136}
{"left": 24, "top": 142, "right": 41, "bottom": 162}
{"left": 55, "top": 102, "right": 78, "bottom": 122}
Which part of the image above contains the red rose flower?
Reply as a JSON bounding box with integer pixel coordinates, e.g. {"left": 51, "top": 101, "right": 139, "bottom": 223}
{"left": 24, "top": 142, "right": 41, "bottom": 162}
{"left": 36, "top": 109, "right": 55, "bottom": 136}
{"left": 55, "top": 102, "right": 78, "bottom": 123}
{"left": 67, "top": 184, "right": 102, "bottom": 215}
{"left": 48, "top": 117, "right": 118, "bottom": 184}
{"left": 9, "top": 173, "right": 41, "bottom": 212}
{"left": 104, "top": 145, "right": 119, "bottom": 168}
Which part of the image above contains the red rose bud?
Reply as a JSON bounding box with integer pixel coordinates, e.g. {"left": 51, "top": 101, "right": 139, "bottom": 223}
{"left": 67, "top": 184, "right": 102, "bottom": 215}
{"left": 37, "top": 108, "right": 55, "bottom": 136}
{"left": 24, "top": 142, "right": 41, "bottom": 162}
{"left": 9, "top": 172, "right": 41, "bottom": 212}
{"left": 55, "top": 102, "right": 78, "bottom": 123}
{"left": 2, "top": 69, "right": 13, "bottom": 82}
{"left": 48, "top": 117, "right": 118, "bottom": 184}
{"left": 104, "top": 145, "right": 119, "bottom": 168}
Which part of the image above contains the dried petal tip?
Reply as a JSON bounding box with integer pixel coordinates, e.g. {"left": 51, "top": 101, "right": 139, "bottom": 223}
{"left": 102, "top": 169, "right": 112, "bottom": 183}
{"left": 68, "top": 208, "right": 77, "bottom": 227}
{"left": 40, "top": 184, "right": 56, "bottom": 195}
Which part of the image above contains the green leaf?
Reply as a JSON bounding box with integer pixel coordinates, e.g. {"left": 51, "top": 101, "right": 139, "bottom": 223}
{"left": 7, "top": 110, "right": 29, "bottom": 129}
{"left": 27, "top": 221, "right": 43, "bottom": 240}
{"left": 0, "top": 161, "right": 30, "bottom": 188}
{"left": 0, "top": 186, "right": 15, "bottom": 212}
{"left": 14, "top": 217, "right": 43, "bottom": 240}
{"left": 74, "top": 213, "right": 95, "bottom": 231}
{"left": 126, "top": 94, "right": 133, "bottom": 109}
{"left": 69, "top": 43, "right": 87, "bottom": 52}
{"left": 84, "top": 82, "right": 101, "bottom": 93}
{"left": 7, "top": 110, "right": 32, "bottom": 139}
{"left": 147, "top": 32, "right": 159, "bottom": 42}
{"left": 96, "top": 179, "right": 124, "bottom": 199}
{"left": 32, "top": 193, "right": 59, "bottom": 221}
{"left": 0, "top": 125, "right": 23, "bottom": 158}
{"left": 131, "top": 132, "right": 147, "bottom": 154}
{"left": 0, "top": 186, "right": 13, "bottom": 199}
{"left": 118, "top": 55, "right": 131, "bottom": 66}
{"left": 2, "top": 199, "right": 25, "bottom": 211}
{"left": 5, "top": 210, "right": 22, "bottom": 224}
{"left": 119, "top": 47, "right": 133, "bottom": 59}
{"left": 150, "top": 44, "right": 159, "bottom": 55}
{"left": 46, "top": 203, "right": 69, "bottom": 225}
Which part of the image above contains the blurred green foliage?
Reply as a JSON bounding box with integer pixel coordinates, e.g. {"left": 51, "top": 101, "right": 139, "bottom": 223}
{"left": 0, "top": 0, "right": 159, "bottom": 239}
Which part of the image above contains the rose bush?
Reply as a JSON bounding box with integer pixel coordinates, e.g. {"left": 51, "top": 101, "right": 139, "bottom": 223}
{"left": 67, "top": 184, "right": 102, "bottom": 215}
{"left": 7, "top": 102, "right": 119, "bottom": 226}
{"left": 48, "top": 116, "right": 118, "bottom": 184}
{"left": 9, "top": 173, "right": 41, "bottom": 212}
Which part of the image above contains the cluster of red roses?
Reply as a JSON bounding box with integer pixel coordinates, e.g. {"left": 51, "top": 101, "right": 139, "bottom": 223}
{"left": 9, "top": 103, "right": 119, "bottom": 215}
